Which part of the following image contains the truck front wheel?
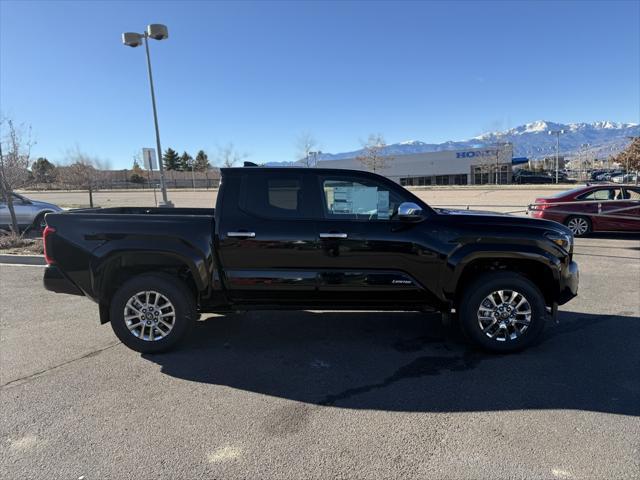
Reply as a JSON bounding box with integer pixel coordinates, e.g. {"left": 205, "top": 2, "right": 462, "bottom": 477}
{"left": 458, "top": 272, "right": 546, "bottom": 353}
{"left": 109, "top": 273, "right": 196, "bottom": 353}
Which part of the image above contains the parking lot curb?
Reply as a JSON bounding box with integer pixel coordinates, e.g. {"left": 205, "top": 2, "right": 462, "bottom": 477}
{"left": 0, "top": 254, "right": 46, "bottom": 266}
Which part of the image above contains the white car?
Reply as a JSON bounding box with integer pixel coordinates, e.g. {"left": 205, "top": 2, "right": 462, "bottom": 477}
{"left": 612, "top": 173, "right": 638, "bottom": 183}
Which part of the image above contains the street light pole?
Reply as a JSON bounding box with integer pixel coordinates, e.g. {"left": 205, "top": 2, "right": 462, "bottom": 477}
{"left": 493, "top": 142, "right": 509, "bottom": 185}
{"left": 548, "top": 130, "right": 565, "bottom": 184}
{"left": 122, "top": 24, "right": 173, "bottom": 207}
{"left": 189, "top": 158, "right": 196, "bottom": 191}
{"left": 581, "top": 143, "right": 589, "bottom": 183}
{"left": 142, "top": 34, "right": 170, "bottom": 205}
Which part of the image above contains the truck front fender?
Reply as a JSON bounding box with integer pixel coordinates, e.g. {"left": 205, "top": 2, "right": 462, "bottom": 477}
{"left": 443, "top": 243, "right": 563, "bottom": 301}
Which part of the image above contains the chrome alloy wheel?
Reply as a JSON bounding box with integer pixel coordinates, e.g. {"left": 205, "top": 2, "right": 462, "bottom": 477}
{"left": 477, "top": 290, "right": 532, "bottom": 342}
{"left": 566, "top": 217, "right": 589, "bottom": 236}
{"left": 123, "top": 290, "right": 176, "bottom": 341}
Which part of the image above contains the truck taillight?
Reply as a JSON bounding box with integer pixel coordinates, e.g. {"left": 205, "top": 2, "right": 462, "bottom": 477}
{"left": 43, "top": 226, "right": 56, "bottom": 265}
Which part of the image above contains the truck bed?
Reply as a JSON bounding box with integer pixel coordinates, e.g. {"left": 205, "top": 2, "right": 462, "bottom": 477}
{"left": 43, "top": 207, "right": 216, "bottom": 302}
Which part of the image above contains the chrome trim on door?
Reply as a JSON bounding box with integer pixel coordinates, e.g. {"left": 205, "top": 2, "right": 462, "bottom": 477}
{"left": 227, "top": 231, "right": 256, "bottom": 238}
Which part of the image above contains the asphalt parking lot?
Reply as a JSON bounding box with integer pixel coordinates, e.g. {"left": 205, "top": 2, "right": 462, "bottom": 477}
{"left": 1, "top": 235, "right": 639, "bottom": 479}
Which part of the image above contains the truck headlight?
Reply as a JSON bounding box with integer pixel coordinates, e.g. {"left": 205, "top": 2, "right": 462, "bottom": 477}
{"left": 545, "top": 232, "right": 573, "bottom": 252}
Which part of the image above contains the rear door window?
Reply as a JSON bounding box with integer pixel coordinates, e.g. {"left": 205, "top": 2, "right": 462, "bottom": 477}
{"left": 243, "top": 173, "right": 312, "bottom": 219}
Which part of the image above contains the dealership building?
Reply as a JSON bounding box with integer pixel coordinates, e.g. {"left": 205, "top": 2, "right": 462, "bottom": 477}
{"left": 319, "top": 144, "right": 515, "bottom": 185}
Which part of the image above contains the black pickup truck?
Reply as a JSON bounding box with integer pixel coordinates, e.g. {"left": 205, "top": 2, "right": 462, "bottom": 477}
{"left": 43, "top": 167, "right": 579, "bottom": 353}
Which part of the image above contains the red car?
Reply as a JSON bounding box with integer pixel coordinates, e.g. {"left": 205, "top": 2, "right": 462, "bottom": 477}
{"left": 528, "top": 185, "right": 640, "bottom": 236}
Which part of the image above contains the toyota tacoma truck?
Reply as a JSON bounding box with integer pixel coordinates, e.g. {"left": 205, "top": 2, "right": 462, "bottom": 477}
{"left": 42, "top": 167, "right": 579, "bottom": 353}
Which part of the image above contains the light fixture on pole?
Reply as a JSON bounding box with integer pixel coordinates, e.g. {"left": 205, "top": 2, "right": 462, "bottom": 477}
{"left": 122, "top": 24, "right": 173, "bottom": 207}
{"left": 548, "top": 129, "right": 565, "bottom": 184}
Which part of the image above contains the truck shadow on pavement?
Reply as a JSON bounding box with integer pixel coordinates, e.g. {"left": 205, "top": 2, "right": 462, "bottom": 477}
{"left": 143, "top": 310, "right": 639, "bottom": 416}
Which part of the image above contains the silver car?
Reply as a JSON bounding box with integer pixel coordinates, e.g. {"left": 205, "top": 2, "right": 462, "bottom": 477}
{"left": 0, "top": 193, "right": 63, "bottom": 232}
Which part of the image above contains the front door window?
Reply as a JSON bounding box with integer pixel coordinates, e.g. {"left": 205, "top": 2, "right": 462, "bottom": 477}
{"left": 321, "top": 177, "right": 410, "bottom": 221}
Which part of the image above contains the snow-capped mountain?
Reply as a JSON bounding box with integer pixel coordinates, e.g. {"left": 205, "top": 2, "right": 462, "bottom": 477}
{"left": 314, "top": 121, "right": 639, "bottom": 162}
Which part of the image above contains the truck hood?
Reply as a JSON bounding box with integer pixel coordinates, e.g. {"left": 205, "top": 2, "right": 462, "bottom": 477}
{"left": 435, "top": 208, "right": 572, "bottom": 235}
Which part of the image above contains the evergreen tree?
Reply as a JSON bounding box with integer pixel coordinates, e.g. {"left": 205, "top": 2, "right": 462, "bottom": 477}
{"left": 130, "top": 158, "right": 145, "bottom": 183}
{"left": 132, "top": 158, "right": 144, "bottom": 174}
{"left": 162, "top": 148, "right": 180, "bottom": 171}
{"left": 179, "top": 151, "right": 192, "bottom": 171}
{"left": 32, "top": 157, "right": 57, "bottom": 184}
{"left": 194, "top": 150, "right": 210, "bottom": 171}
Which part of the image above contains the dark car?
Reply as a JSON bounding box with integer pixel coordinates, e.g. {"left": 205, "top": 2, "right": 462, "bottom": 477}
{"left": 43, "top": 167, "right": 579, "bottom": 354}
{"left": 513, "top": 170, "right": 554, "bottom": 184}
{"left": 528, "top": 185, "right": 640, "bottom": 236}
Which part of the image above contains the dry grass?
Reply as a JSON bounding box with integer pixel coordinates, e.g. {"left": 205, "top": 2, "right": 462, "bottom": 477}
{"left": 0, "top": 231, "right": 44, "bottom": 255}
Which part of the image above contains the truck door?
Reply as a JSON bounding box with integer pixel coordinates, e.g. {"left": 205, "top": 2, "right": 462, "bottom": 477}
{"left": 313, "top": 173, "right": 442, "bottom": 308}
{"left": 216, "top": 170, "right": 322, "bottom": 304}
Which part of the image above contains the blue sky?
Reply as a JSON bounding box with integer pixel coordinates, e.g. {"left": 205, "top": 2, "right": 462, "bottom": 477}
{"left": 1, "top": 0, "right": 639, "bottom": 169}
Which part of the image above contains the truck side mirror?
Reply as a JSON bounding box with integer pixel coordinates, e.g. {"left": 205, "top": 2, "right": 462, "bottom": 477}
{"left": 398, "top": 202, "right": 424, "bottom": 222}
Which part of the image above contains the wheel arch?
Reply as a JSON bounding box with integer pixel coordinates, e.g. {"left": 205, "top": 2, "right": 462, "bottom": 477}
{"left": 94, "top": 250, "right": 204, "bottom": 323}
{"left": 30, "top": 209, "right": 54, "bottom": 231}
{"left": 451, "top": 255, "right": 559, "bottom": 307}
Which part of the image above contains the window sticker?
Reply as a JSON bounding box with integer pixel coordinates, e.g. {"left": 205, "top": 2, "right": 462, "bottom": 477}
{"left": 331, "top": 186, "right": 354, "bottom": 214}
{"left": 377, "top": 190, "right": 390, "bottom": 219}
{"left": 350, "top": 187, "right": 378, "bottom": 215}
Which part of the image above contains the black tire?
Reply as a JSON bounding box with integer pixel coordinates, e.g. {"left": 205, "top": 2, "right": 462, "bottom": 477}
{"left": 109, "top": 273, "right": 196, "bottom": 353}
{"left": 564, "top": 215, "right": 591, "bottom": 237}
{"left": 458, "top": 272, "right": 546, "bottom": 353}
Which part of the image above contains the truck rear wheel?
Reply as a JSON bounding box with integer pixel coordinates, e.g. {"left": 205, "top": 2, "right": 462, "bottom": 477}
{"left": 458, "top": 272, "right": 546, "bottom": 353}
{"left": 109, "top": 273, "right": 196, "bottom": 353}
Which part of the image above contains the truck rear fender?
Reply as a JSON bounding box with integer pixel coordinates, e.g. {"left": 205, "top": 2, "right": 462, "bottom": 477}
{"left": 91, "top": 243, "right": 212, "bottom": 316}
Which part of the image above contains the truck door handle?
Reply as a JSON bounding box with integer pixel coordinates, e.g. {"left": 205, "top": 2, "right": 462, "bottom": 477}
{"left": 319, "top": 232, "right": 348, "bottom": 239}
{"left": 227, "top": 231, "right": 256, "bottom": 238}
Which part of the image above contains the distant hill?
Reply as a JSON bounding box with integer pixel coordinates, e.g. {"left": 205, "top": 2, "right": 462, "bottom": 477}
{"left": 308, "top": 121, "right": 639, "bottom": 163}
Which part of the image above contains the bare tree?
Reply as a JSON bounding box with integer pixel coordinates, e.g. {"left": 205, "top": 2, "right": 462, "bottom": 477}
{"left": 356, "top": 134, "right": 393, "bottom": 173}
{"left": 614, "top": 136, "right": 640, "bottom": 179}
{"left": 296, "top": 132, "right": 319, "bottom": 167}
{"left": 217, "top": 143, "right": 248, "bottom": 168}
{"left": 59, "top": 148, "right": 103, "bottom": 207}
{"left": 0, "top": 118, "right": 35, "bottom": 234}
